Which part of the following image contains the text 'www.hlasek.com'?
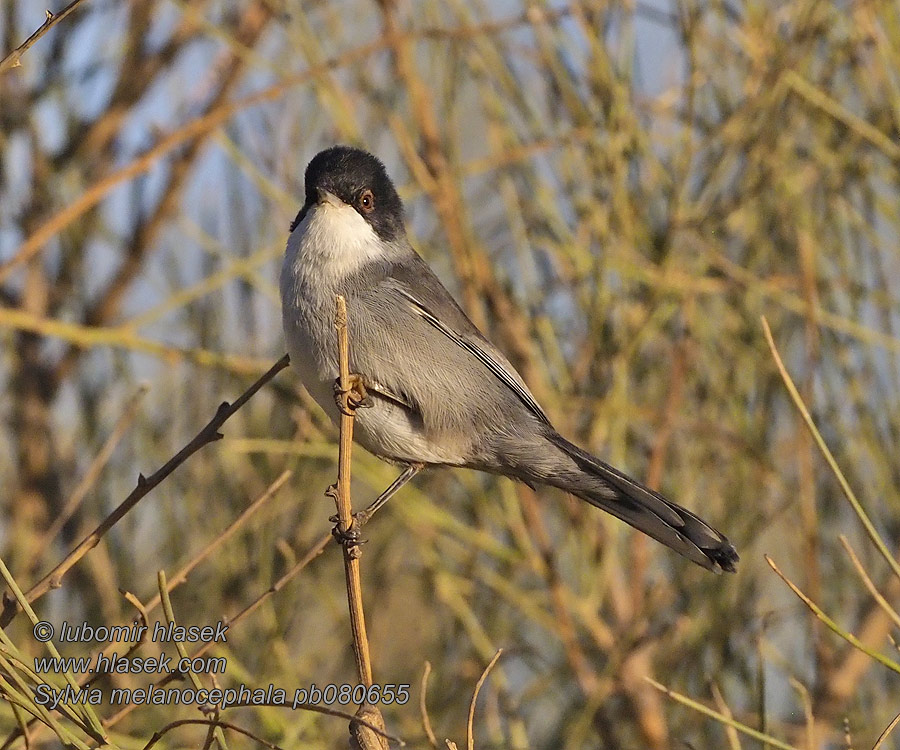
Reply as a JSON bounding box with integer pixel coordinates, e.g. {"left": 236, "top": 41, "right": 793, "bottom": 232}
{"left": 32, "top": 620, "right": 410, "bottom": 710}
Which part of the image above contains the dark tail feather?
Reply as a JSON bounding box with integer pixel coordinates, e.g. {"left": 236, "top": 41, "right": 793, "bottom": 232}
{"left": 544, "top": 433, "right": 739, "bottom": 573}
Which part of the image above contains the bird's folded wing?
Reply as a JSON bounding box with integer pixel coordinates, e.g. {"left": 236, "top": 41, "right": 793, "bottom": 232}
{"left": 393, "top": 286, "right": 550, "bottom": 426}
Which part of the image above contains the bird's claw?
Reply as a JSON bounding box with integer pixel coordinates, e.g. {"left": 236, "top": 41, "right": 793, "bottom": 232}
{"left": 333, "top": 374, "right": 373, "bottom": 416}
{"left": 331, "top": 517, "right": 367, "bottom": 557}
{"left": 328, "top": 509, "right": 370, "bottom": 530}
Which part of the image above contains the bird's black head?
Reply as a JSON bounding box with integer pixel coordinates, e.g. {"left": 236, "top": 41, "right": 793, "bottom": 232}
{"left": 290, "top": 146, "right": 405, "bottom": 242}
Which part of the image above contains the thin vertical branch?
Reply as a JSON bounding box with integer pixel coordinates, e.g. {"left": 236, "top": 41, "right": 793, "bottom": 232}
{"left": 158, "top": 571, "right": 229, "bottom": 750}
{"left": 420, "top": 662, "right": 439, "bottom": 749}
{"left": 333, "top": 295, "right": 374, "bottom": 687}
{"left": 333, "top": 295, "right": 388, "bottom": 750}
{"left": 467, "top": 649, "right": 502, "bottom": 750}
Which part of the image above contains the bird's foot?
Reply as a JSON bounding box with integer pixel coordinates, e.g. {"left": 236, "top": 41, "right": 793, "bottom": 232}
{"left": 327, "top": 508, "right": 371, "bottom": 531}
{"left": 328, "top": 513, "right": 367, "bottom": 557}
{"left": 333, "top": 373, "right": 373, "bottom": 416}
{"left": 326, "top": 487, "right": 369, "bottom": 556}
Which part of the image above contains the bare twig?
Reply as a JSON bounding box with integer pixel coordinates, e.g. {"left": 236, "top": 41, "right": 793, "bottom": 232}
{"left": 129, "top": 474, "right": 399, "bottom": 690}
{"left": 0, "top": 354, "right": 290, "bottom": 627}
{"left": 873, "top": 711, "right": 900, "bottom": 750}
{"left": 95, "top": 529, "right": 332, "bottom": 735}
{"left": 761, "top": 317, "right": 900, "bottom": 583}
{"left": 332, "top": 295, "right": 388, "bottom": 750}
{"left": 332, "top": 296, "right": 376, "bottom": 687}
{"left": 141, "top": 718, "right": 286, "bottom": 750}
{"left": 765, "top": 555, "right": 900, "bottom": 676}
{"left": 709, "top": 683, "right": 742, "bottom": 750}
{"left": 645, "top": 677, "right": 797, "bottom": 750}
{"left": 0, "top": 0, "right": 89, "bottom": 74}
{"left": 467, "top": 649, "right": 502, "bottom": 750}
{"left": 69, "top": 341, "right": 398, "bottom": 740}
{"left": 158, "top": 571, "right": 229, "bottom": 750}
{"left": 144, "top": 469, "right": 293, "bottom": 609}
{"left": 0, "top": 467, "right": 295, "bottom": 750}
{"left": 838, "top": 535, "right": 900, "bottom": 631}
{"left": 166, "top": 702, "right": 400, "bottom": 743}
{"left": 420, "top": 662, "right": 439, "bottom": 749}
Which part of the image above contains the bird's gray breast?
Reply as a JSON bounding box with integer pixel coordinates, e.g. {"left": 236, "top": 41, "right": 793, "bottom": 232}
{"left": 280, "top": 219, "right": 343, "bottom": 415}
{"left": 282, "top": 315, "right": 333, "bottom": 409}
{"left": 279, "top": 218, "right": 472, "bottom": 466}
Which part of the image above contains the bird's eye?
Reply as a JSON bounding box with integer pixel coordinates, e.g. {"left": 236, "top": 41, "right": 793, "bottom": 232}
{"left": 359, "top": 189, "right": 375, "bottom": 213}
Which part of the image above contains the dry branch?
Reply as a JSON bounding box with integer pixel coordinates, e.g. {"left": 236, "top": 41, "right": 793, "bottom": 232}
{"left": 0, "top": 0, "right": 88, "bottom": 74}
{"left": 873, "top": 712, "right": 900, "bottom": 750}
{"left": 420, "top": 662, "right": 439, "bottom": 749}
{"left": 331, "top": 296, "right": 375, "bottom": 688}
{"left": 765, "top": 555, "right": 900, "bottom": 676}
{"left": 645, "top": 677, "right": 797, "bottom": 750}
{"left": 467, "top": 649, "right": 502, "bottom": 750}
{"left": 330, "top": 296, "right": 389, "bottom": 749}
{"left": 93, "top": 529, "right": 333, "bottom": 736}
{"left": 140, "top": 719, "right": 287, "bottom": 750}
{"left": 0, "top": 466, "right": 290, "bottom": 750}
{"left": 0, "top": 354, "right": 290, "bottom": 627}
{"left": 19, "top": 413, "right": 402, "bottom": 744}
{"left": 761, "top": 317, "right": 900, "bottom": 583}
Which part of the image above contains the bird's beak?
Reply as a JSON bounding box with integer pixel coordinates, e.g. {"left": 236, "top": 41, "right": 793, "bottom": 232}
{"left": 315, "top": 188, "right": 344, "bottom": 207}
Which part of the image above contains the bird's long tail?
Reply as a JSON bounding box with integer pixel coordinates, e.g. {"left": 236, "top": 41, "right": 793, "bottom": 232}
{"left": 518, "top": 431, "right": 739, "bottom": 573}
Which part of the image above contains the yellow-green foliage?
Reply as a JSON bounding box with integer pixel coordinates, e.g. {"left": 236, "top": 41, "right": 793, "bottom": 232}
{"left": 1, "top": 1, "right": 899, "bottom": 748}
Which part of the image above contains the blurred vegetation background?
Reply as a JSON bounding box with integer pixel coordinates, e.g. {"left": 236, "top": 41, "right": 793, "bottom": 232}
{"left": 1, "top": 0, "right": 899, "bottom": 747}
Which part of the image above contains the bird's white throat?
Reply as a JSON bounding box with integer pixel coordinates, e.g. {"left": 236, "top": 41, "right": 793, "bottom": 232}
{"left": 284, "top": 200, "right": 384, "bottom": 287}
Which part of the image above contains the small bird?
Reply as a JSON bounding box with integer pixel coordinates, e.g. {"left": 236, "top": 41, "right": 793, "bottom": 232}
{"left": 280, "top": 146, "right": 738, "bottom": 573}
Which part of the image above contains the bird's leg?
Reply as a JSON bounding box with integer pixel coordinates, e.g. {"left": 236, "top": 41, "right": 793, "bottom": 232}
{"left": 356, "top": 463, "right": 423, "bottom": 526}
{"left": 333, "top": 373, "right": 373, "bottom": 415}
{"left": 328, "top": 464, "right": 423, "bottom": 541}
